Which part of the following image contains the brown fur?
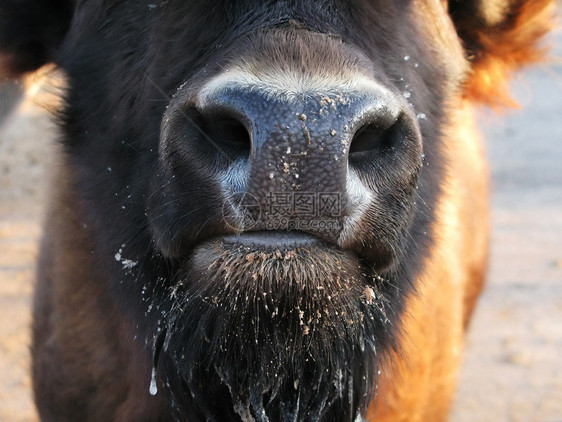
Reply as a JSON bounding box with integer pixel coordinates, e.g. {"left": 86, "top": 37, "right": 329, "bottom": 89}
{"left": 32, "top": 163, "right": 171, "bottom": 421}
{"left": 367, "top": 103, "right": 490, "bottom": 421}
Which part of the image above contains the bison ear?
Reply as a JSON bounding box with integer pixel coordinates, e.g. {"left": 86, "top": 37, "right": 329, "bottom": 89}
{"left": 0, "top": 0, "right": 74, "bottom": 78}
{"left": 448, "top": 0, "right": 555, "bottom": 107}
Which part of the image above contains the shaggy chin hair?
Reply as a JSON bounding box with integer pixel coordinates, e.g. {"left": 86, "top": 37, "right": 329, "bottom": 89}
{"left": 153, "top": 238, "right": 397, "bottom": 421}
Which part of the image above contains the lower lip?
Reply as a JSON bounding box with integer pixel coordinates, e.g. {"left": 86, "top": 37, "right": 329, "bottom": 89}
{"left": 219, "top": 231, "right": 321, "bottom": 250}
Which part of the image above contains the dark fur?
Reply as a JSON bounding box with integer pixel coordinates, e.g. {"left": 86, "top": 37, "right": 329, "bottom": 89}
{"left": 0, "top": 0, "right": 553, "bottom": 421}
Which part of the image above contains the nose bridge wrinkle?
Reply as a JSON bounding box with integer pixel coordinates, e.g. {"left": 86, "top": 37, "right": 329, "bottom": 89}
{"left": 248, "top": 92, "right": 355, "bottom": 190}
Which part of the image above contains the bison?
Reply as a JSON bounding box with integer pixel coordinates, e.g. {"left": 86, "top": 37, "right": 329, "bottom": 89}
{"left": 0, "top": 0, "right": 554, "bottom": 421}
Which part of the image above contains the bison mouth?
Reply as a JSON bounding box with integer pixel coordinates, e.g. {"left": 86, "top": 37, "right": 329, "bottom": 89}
{"left": 153, "top": 231, "right": 397, "bottom": 421}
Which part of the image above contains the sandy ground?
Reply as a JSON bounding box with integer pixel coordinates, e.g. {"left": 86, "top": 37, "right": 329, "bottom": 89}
{"left": 0, "top": 27, "right": 561, "bottom": 422}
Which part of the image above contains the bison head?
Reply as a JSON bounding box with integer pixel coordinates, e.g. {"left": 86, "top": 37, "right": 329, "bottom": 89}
{"left": 130, "top": 6, "right": 446, "bottom": 419}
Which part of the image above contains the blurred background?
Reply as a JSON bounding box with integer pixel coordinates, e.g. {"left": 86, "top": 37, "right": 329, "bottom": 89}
{"left": 0, "top": 15, "right": 561, "bottom": 422}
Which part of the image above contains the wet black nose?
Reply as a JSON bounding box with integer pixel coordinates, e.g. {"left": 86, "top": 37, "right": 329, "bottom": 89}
{"left": 192, "top": 85, "right": 421, "bottom": 243}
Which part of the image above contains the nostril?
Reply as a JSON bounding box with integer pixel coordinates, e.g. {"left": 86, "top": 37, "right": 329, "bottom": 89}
{"left": 205, "top": 112, "right": 251, "bottom": 154}
{"left": 187, "top": 107, "right": 252, "bottom": 159}
{"left": 349, "top": 123, "right": 386, "bottom": 154}
{"left": 349, "top": 113, "right": 406, "bottom": 161}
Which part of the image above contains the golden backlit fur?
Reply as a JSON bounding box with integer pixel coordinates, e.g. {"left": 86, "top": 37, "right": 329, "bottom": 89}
{"left": 458, "top": 0, "right": 555, "bottom": 107}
